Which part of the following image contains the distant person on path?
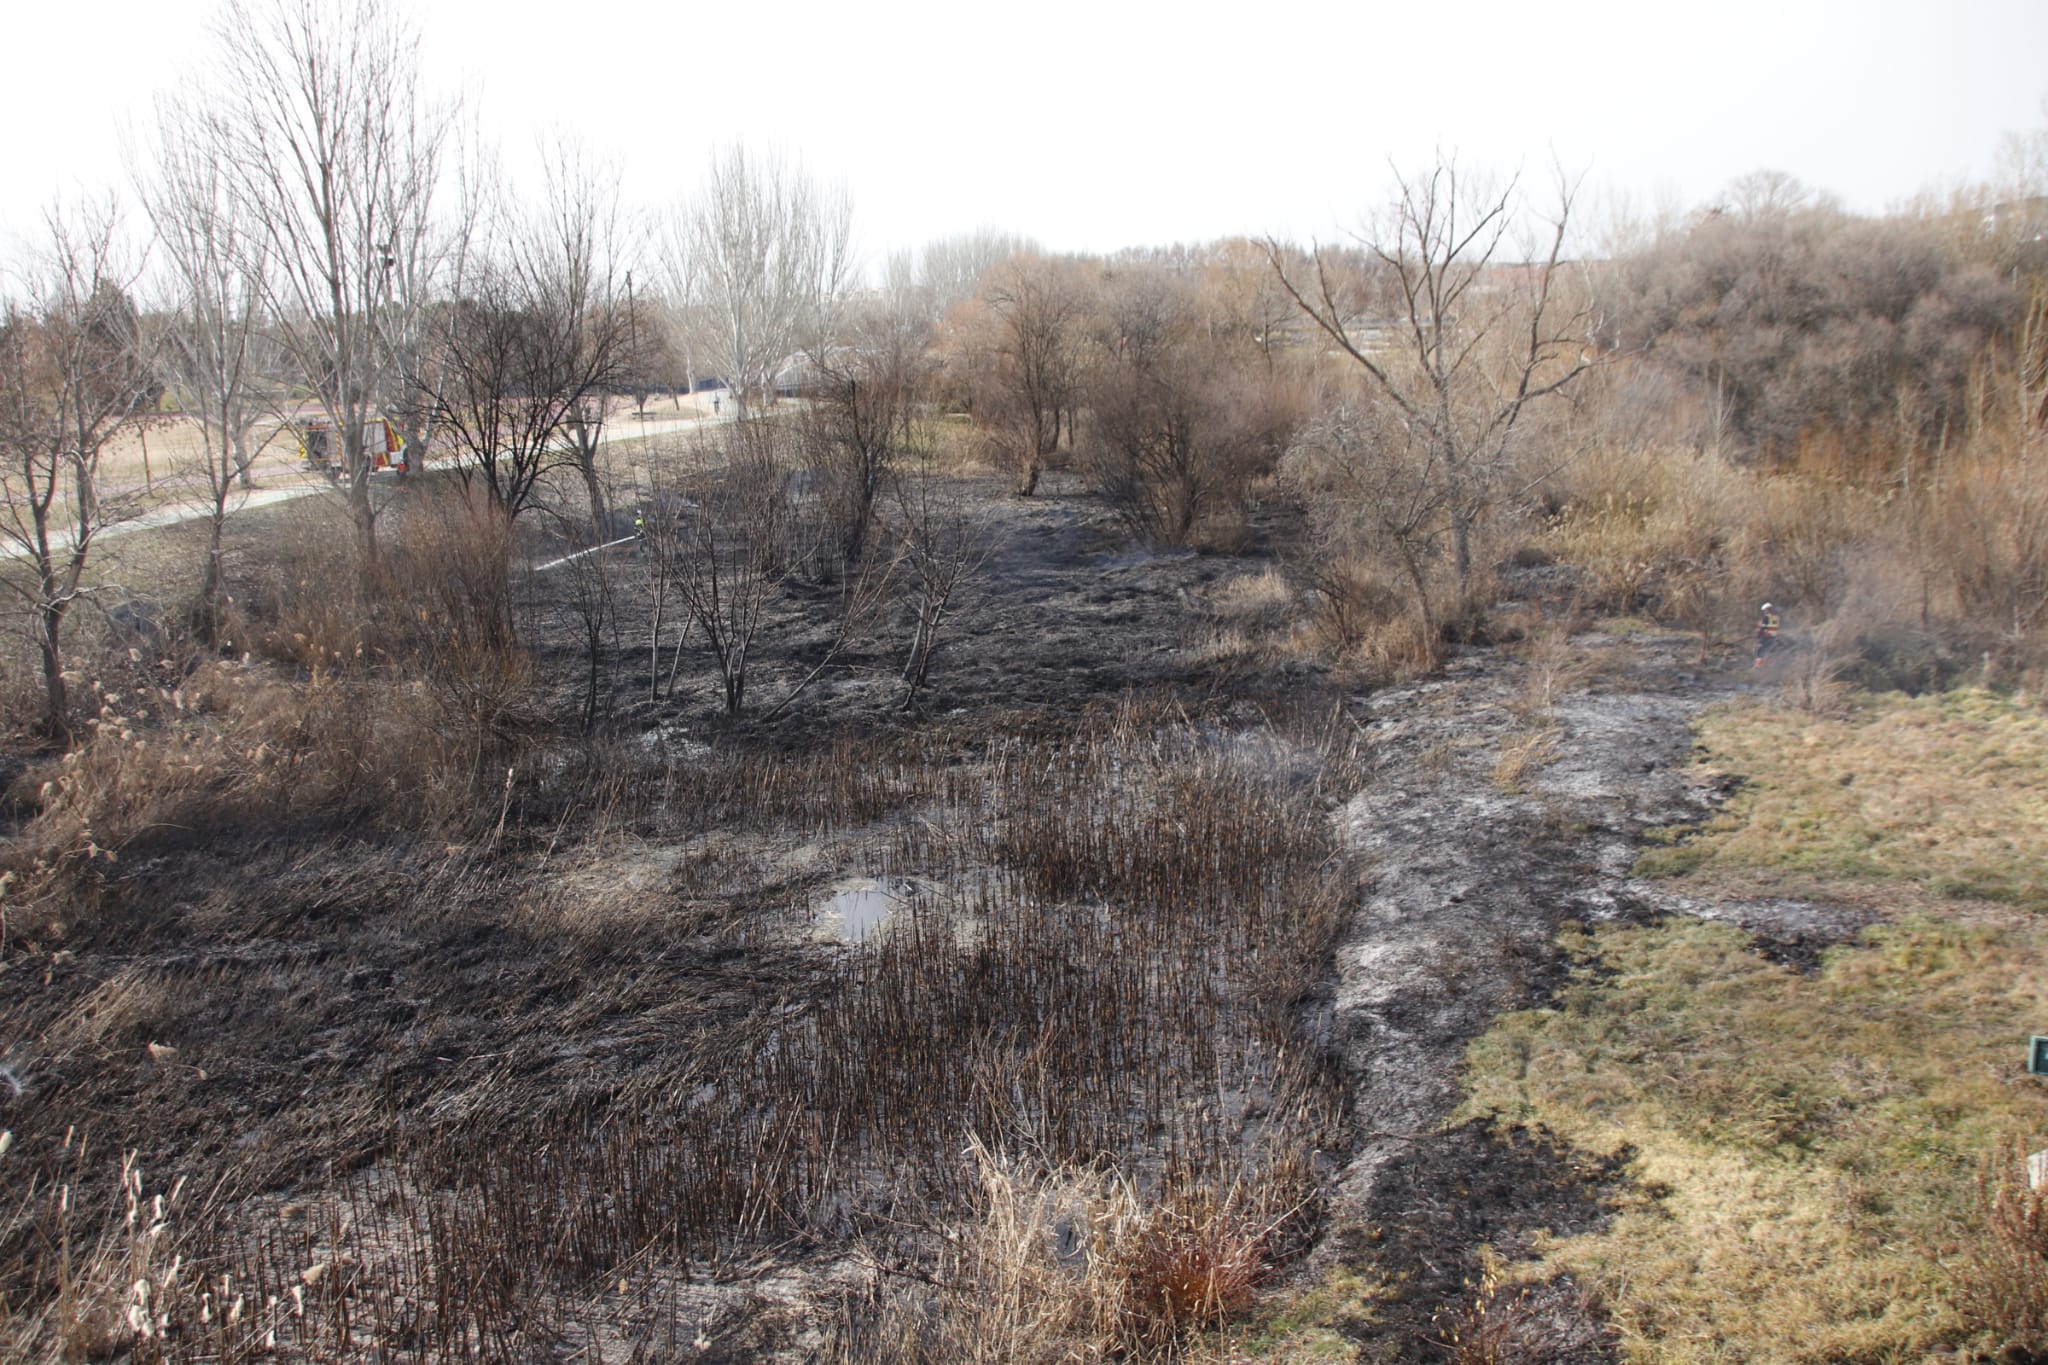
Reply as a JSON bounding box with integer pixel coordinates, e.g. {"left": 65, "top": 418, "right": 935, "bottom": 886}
{"left": 1754, "top": 602, "right": 1780, "bottom": 667}
{"left": 713, "top": 393, "right": 722, "bottom": 415}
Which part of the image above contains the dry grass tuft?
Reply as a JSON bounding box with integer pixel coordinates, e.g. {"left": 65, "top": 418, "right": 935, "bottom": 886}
{"left": 1511, "top": 626, "right": 1591, "bottom": 716}
{"left": 1491, "top": 728, "right": 1558, "bottom": 795}
{"left": 1, "top": 1136, "right": 203, "bottom": 1364}
{"left": 1432, "top": 1264, "right": 1611, "bottom": 1365}
{"left": 1955, "top": 1138, "right": 2048, "bottom": 1351}
{"left": 836, "top": 1138, "right": 1301, "bottom": 1363}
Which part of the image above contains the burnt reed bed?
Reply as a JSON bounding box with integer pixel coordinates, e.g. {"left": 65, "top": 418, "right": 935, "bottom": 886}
{"left": 4, "top": 710, "right": 1355, "bottom": 1360}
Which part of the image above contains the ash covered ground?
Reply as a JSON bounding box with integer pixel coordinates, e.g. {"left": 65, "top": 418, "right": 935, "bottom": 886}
{"left": 0, "top": 470, "right": 1862, "bottom": 1360}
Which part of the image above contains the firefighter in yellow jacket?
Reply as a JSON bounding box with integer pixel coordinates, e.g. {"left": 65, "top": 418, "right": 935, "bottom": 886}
{"left": 1754, "top": 602, "right": 1780, "bottom": 667}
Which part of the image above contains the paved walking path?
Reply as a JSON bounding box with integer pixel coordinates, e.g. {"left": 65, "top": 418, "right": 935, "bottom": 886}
{"left": 10, "top": 408, "right": 727, "bottom": 559}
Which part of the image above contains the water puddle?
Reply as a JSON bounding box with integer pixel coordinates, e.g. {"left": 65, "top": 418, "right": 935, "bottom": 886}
{"left": 815, "top": 878, "right": 910, "bottom": 943}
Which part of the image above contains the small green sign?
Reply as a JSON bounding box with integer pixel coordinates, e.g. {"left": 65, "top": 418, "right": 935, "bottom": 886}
{"left": 2032, "top": 1036, "right": 2048, "bottom": 1075}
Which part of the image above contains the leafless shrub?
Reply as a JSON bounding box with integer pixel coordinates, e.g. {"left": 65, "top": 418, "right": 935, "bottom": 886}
{"left": 886, "top": 453, "right": 994, "bottom": 710}
{"left": 1595, "top": 185, "right": 2027, "bottom": 463}
{"left": 1083, "top": 266, "right": 1302, "bottom": 548}
{"left": 965, "top": 255, "right": 1085, "bottom": 496}
{"left": 830, "top": 1139, "right": 1305, "bottom": 1364}
{"left": 668, "top": 423, "right": 793, "bottom": 715}
{"left": 1432, "top": 1268, "right": 1614, "bottom": 1365}
{"left": 427, "top": 146, "right": 632, "bottom": 526}
{"left": 1955, "top": 1138, "right": 2048, "bottom": 1348}
{"left": 800, "top": 297, "right": 923, "bottom": 566}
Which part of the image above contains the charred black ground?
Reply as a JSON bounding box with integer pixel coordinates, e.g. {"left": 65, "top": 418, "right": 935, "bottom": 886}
{"left": 0, "top": 469, "right": 1866, "bottom": 1360}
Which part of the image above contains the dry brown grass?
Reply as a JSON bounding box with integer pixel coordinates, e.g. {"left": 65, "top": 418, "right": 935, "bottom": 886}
{"left": 832, "top": 1139, "right": 1306, "bottom": 1363}
{"left": 1636, "top": 689, "right": 2048, "bottom": 907}
{"left": 1508, "top": 622, "right": 1595, "bottom": 718}
{"left": 1927, "top": 449, "right": 2048, "bottom": 648}
{"left": 1461, "top": 912, "right": 2048, "bottom": 1362}
{"left": 1432, "top": 1263, "right": 1611, "bottom": 1365}
{"left": 1955, "top": 1137, "right": 2048, "bottom": 1352}
{"left": 1542, "top": 443, "right": 1896, "bottom": 650}
{"left": 1187, "top": 565, "right": 1300, "bottom": 669}
{"left": 1, "top": 491, "right": 547, "bottom": 940}
{"left": 1544, "top": 424, "right": 2048, "bottom": 680}
{"left": 1490, "top": 728, "right": 1558, "bottom": 795}
{"left": 1543, "top": 445, "right": 1749, "bottom": 613}
{"left": 1338, "top": 612, "right": 1446, "bottom": 685}
{"left": 0, "top": 1136, "right": 205, "bottom": 1364}
{"left": 909, "top": 413, "right": 996, "bottom": 478}
{"left": 9, "top": 664, "right": 499, "bottom": 854}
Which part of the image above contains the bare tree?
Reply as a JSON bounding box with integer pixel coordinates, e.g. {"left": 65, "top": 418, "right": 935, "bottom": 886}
{"left": 1085, "top": 265, "right": 1301, "bottom": 546}
{"left": 1204, "top": 237, "right": 1300, "bottom": 369}
{"left": 635, "top": 470, "right": 692, "bottom": 702}
{"left": 553, "top": 510, "right": 621, "bottom": 733}
{"left": 140, "top": 98, "right": 273, "bottom": 640}
{"left": 430, "top": 142, "right": 629, "bottom": 527}
{"left": 672, "top": 421, "right": 793, "bottom": 716}
{"left": 213, "top": 0, "right": 460, "bottom": 561}
{"left": 0, "top": 205, "right": 155, "bottom": 743}
{"left": 971, "top": 254, "right": 1084, "bottom": 495}
{"left": 1267, "top": 157, "right": 1593, "bottom": 591}
{"left": 889, "top": 449, "right": 991, "bottom": 710}
{"left": 912, "top": 229, "right": 1040, "bottom": 313}
{"left": 659, "top": 146, "right": 851, "bottom": 421}
{"left": 1285, "top": 400, "right": 1457, "bottom": 637}
{"left": 802, "top": 290, "right": 929, "bottom": 566}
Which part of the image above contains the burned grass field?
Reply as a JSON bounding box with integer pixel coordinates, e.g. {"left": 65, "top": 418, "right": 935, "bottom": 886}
{"left": 0, "top": 460, "right": 1370, "bottom": 1361}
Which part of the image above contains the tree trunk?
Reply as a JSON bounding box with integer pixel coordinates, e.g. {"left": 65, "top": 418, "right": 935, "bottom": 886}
{"left": 900, "top": 612, "right": 935, "bottom": 711}
{"left": 37, "top": 604, "right": 71, "bottom": 747}
{"left": 647, "top": 580, "right": 666, "bottom": 702}
{"left": 197, "top": 512, "right": 227, "bottom": 644}
{"left": 1449, "top": 503, "right": 1473, "bottom": 593}
{"left": 350, "top": 470, "right": 378, "bottom": 564}
{"left": 1393, "top": 534, "right": 1437, "bottom": 643}
{"left": 580, "top": 457, "right": 609, "bottom": 541}
{"left": 398, "top": 414, "right": 428, "bottom": 483}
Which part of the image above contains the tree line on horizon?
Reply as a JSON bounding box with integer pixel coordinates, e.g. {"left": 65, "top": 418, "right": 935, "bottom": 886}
{"left": 4, "top": 0, "right": 2046, "bottom": 746}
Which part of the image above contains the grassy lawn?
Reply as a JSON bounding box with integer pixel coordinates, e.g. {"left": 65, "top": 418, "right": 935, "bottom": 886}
{"left": 1462, "top": 915, "right": 2048, "bottom": 1361}
{"left": 1458, "top": 687, "right": 2048, "bottom": 1361}
{"left": 1636, "top": 689, "right": 2048, "bottom": 909}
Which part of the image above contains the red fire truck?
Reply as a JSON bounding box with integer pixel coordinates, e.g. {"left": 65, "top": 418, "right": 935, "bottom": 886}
{"left": 290, "top": 415, "right": 406, "bottom": 477}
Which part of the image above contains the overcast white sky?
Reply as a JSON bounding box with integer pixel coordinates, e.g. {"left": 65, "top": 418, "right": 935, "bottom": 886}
{"left": 4, "top": 0, "right": 2044, "bottom": 270}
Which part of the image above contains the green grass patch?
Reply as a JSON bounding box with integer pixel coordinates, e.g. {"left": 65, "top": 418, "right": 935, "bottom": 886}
{"left": 1459, "top": 914, "right": 2048, "bottom": 1362}
{"left": 1213, "top": 1265, "right": 1377, "bottom": 1362}
{"left": 1636, "top": 689, "right": 2048, "bottom": 909}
